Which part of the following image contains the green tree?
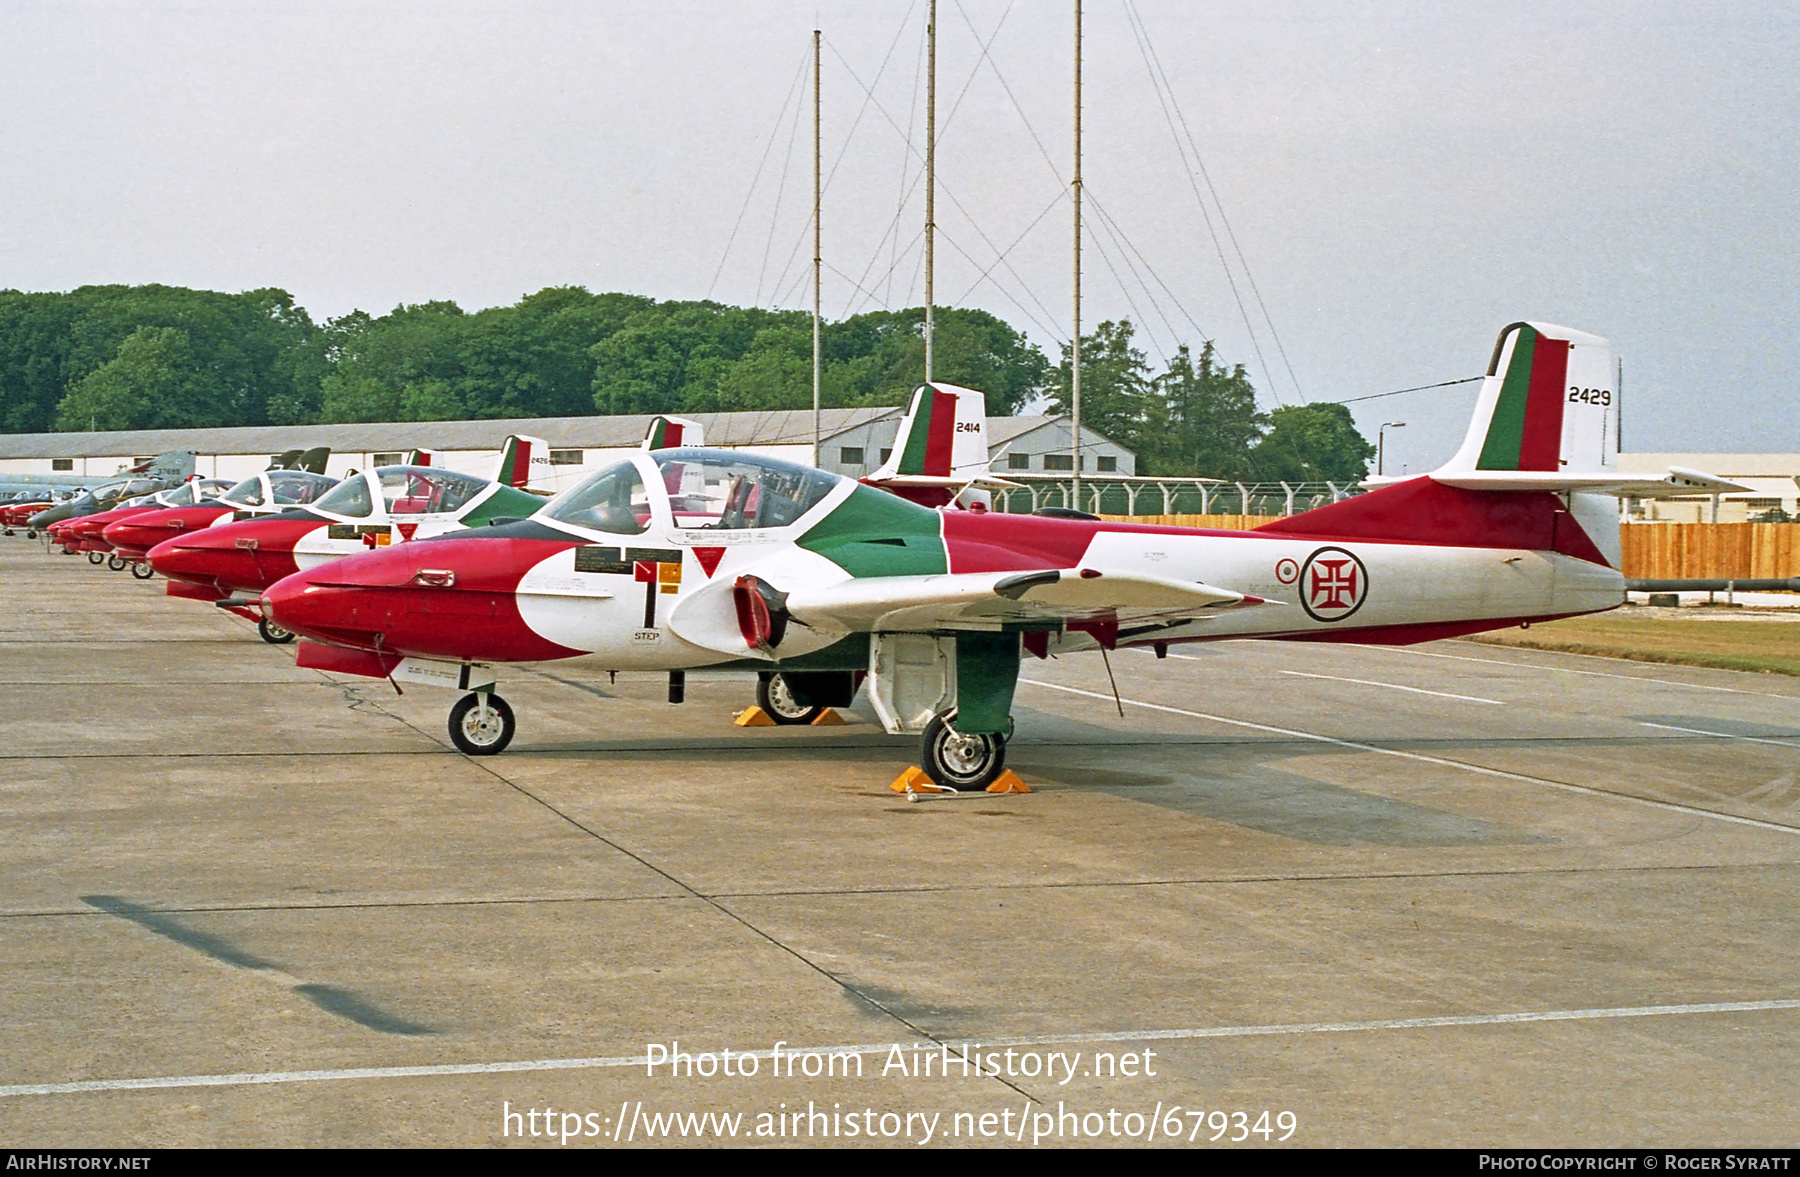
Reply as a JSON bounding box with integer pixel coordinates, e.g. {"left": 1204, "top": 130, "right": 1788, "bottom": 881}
{"left": 53, "top": 327, "right": 209, "bottom": 431}
{"left": 1252, "top": 402, "right": 1377, "bottom": 483}
{"left": 1048, "top": 320, "right": 1155, "bottom": 459}
{"left": 1140, "top": 341, "right": 1268, "bottom": 479}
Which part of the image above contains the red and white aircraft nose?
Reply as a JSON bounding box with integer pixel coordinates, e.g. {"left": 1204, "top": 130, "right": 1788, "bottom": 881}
{"left": 263, "top": 532, "right": 583, "bottom": 663}
{"left": 148, "top": 515, "right": 319, "bottom": 593}
{"left": 103, "top": 506, "right": 201, "bottom": 560}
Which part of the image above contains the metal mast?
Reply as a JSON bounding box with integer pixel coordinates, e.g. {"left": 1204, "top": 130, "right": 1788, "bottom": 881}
{"left": 1070, "top": 0, "right": 1083, "bottom": 507}
{"left": 812, "top": 28, "right": 823, "bottom": 467}
{"left": 923, "top": 0, "right": 936, "bottom": 383}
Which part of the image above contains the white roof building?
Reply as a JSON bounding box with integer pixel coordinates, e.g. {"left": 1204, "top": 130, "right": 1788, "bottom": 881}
{"left": 0, "top": 409, "right": 1137, "bottom": 494}
{"left": 1618, "top": 453, "right": 1800, "bottom": 522}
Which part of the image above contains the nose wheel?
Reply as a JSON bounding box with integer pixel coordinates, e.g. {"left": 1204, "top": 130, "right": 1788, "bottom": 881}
{"left": 107, "top": 554, "right": 127, "bottom": 571}
{"left": 257, "top": 618, "right": 295, "bottom": 645}
{"left": 449, "top": 691, "right": 515, "bottom": 755}
{"left": 757, "top": 672, "right": 825, "bottom": 725}
{"left": 920, "top": 711, "right": 1008, "bottom": 791}
{"left": 88, "top": 551, "right": 105, "bottom": 565}
{"left": 129, "top": 561, "right": 155, "bottom": 580}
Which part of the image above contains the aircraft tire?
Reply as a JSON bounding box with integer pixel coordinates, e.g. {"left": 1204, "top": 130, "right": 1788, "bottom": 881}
{"left": 107, "top": 554, "right": 127, "bottom": 571}
{"left": 88, "top": 551, "right": 106, "bottom": 565}
{"left": 920, "top": 711, "right": 1007, "bottom": 792}
{"left": 757, "top": 672, "right": 824, "bottom": 725}
{"left": 257, "top": 618, "right": 296, "bottom": 645}
{"left": 449, "top": 692, "right": 515, "bottom": 756}
{"left": 130, "top": 561, "right": 155, "bottom": 580}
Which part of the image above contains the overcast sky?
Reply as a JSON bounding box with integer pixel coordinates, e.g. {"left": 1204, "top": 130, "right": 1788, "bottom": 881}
{"left": 2, "top": 1, "right": 1795, "bottom": 469}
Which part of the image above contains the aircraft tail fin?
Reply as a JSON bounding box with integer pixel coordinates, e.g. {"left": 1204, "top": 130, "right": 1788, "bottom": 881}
{"left": 1262, "top": 321, "right": 1629, "bottom": 565}
{"left": 407, "top": 449, "right": 435, "bottom": 467}
{"left": 643, "top": 415, "right": 704, "bottom": 449}
{"left": 493, "top": 435, "right": 551, "bottom": 491}
{"left": 869, "top": 383, "right": 991, "bottom": 482}
{"left": 295, "top": 446, "right": 330, "bottom": 474}
{"left": 1432, "top": 321, "right": 1618, "bottom": 483}
{"left": 140, "top": 450, "right": 197, "bottom": 480}
{"left": 268, "top": 449, "right": 303, "bottom": 471}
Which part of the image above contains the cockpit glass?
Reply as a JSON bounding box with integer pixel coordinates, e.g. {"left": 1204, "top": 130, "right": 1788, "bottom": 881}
{"left": 123, "top": 479, "right": 161, "bottom": 497}
{"left": 268, "top": 471, "right": 337, "bottom": 504}
{"left": 545, "top": 460, "right": 651, "bottom": 535}
{"left": 375, "top": 467, "right": 488, "bottom": 515}
{"left": 196, "top": 479, "right": 233, "bottom": 500}
{"left": 220, "top": 476, "right": 265, "bottom": 506}
{"left": 654, "top": 449, "right": 838, "bottom": 530}
{"left": 314, "top": 473, "right": 374, "bottom": 518}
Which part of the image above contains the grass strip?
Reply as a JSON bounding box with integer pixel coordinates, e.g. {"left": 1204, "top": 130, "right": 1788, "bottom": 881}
{"left": 1463, "top": 615, "right": 1800, "bottom": 677}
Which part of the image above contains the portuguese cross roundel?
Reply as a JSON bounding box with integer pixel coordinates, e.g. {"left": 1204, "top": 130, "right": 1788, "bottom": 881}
{"left": 1299, "top": 546, "right": 1369, "bottom": 622}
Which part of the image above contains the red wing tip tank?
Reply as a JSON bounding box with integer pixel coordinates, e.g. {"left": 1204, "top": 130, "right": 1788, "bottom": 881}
{"left": 261, "top": 323, "right": 1752, "bottom": 776}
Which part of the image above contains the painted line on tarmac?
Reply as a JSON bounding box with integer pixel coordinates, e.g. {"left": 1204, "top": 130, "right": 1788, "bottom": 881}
{"left": 1279, "top": 670, "right": 1502, "bottom": 705}
{"left": 5, "top": 998, "right": 1798, "bottom": 1099}
{"left": 1362, "top": 644, "right": 1800, "bottom": 701}
{"left": 1639, "top": 721, "right": 1800, "bottom": 750}
{"left": 1020, "top": 679, "right": 1800, "bottom": 836}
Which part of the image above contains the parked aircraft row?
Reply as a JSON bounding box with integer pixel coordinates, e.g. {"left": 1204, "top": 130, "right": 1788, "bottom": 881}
{"left": 16, "top": 323, "right": 1749, "bottom": 790}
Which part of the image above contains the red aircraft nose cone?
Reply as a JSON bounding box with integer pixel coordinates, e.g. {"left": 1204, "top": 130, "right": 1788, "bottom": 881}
{"left": 148, "top": 515, "right": 318, "bottom": 593}
{"left": 265, "top": 533, "right": 584, "bottom": 662}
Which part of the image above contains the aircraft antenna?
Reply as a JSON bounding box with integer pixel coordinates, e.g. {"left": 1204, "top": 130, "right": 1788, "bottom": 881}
{"left": 813, "top": 28, "right": 823, "bottom": 467}
{"left": 923, "top": 0, "right": 936, "bottom": 383}
{"left": 1070, "top": 0, "right": 1083, "bottom": 508}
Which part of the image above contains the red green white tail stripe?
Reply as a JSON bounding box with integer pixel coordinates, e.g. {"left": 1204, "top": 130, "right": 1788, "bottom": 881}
{"left": 1477, "top": 323, "right": 1569, "bottom": 471}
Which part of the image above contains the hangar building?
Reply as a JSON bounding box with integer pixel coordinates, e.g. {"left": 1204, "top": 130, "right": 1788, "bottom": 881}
{"left": 0, "top": 409, "right": 1136, "bottom": 494}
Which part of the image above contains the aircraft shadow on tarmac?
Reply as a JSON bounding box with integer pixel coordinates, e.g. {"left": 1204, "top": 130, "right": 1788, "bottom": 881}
{"left": 1630, "top": 713, "right": 1800, "bottom": 742}
{"left": 80, "top": 895, "right": 433, "bottom": 1036}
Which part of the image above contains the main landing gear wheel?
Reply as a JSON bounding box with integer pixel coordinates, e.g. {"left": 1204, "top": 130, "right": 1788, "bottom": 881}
{"left": 758, "top": 672, "right": 824, "bottom": 725}
{"left": 130, "top": 561, "right": 154, "bottom": 580}
{"left": 257, "top": 618, "right": 296, "bottom": 645}
{"left": 87, "top": 551, "right": 105, "bottom": 565}
{"left": 449, "top": 692, "right": 515, "bottom": 756}
{"left": 920, "top": 711, "right": 1007, "bottom": 791}
{"left": 107, "top": 554, "right": 127, "bottom": 571}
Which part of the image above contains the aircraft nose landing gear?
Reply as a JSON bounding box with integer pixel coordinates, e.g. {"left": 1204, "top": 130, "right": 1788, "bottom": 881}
{"left": 449, "top": 691, "right": 515, "bottom": 756}
{"left": 257, "top": 618, "right": 296, "bottom": 644}
{"left": 88, "top": 551, "right": 106, "bottom": 565}
{"left": 921, "top": 710, "right": 1007, "bottom": 791}
{"left": 107, "top": 554, "right": 127, "bottom": 571}
{"left": 757, "top": 672, "right": 824, "bottom": 725}
{"left": 130, "top": 561, "right": 154, "bottom": 580}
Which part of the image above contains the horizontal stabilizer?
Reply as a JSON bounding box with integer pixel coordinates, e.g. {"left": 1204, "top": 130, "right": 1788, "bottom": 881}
{"left": 1428, "top": 468, "right": 1754, "bottom": 497}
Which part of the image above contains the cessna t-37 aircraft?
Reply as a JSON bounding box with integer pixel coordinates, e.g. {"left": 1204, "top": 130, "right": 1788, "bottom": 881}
{"left": 260, "top": 322, "right": 1747, "bottom": 784}
{"left": 56, "top": 479, "right": 238, "bottom": 573}
{"left": 146, "top": 435, "right": 557, "bottom": 643}
{"left": 47, "top": 447, "right": 332, "bottom": 550}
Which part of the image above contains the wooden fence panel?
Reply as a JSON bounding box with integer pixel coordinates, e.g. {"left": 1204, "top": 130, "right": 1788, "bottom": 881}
{"left": 1620, "top": 523, "right": 1800, "bottom": 578}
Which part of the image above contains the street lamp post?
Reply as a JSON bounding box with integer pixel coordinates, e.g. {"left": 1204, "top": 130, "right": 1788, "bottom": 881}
{"left": 1378, "top": 421, "right": 1406, "bottom": 477}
